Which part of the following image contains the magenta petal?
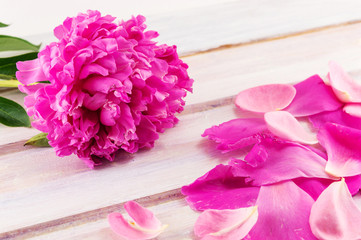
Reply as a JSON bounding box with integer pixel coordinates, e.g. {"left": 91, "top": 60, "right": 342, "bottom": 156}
{"left": 309, "top": 179, "right": 361, "bottom": 240}
{"left": 293, "top": 178, "right": 334, "bottom": 201}
{"left": 318, "top": 123, "right": 361, "bottom": 177}
{"left": 194, "top": 206, "right": 258, "bottom": 240}
{"left": 245, "top": 181, "right": 316, "bottom": 240}
{"left": 181, "top": 165, "right": 260, "bottom": 211}
{"left": 344, "top": 103, "right": 361, "bottom": 118}
{"left": 284, "top": 75, "right": 342, "bottom": 117}
{"left": 328, "top": 61, "right": 361, "bottom": 103}
{"left": 309, "top": 108, "right": 361, "bottom": 131}
{"left": 202, "top": 118, "right": 267, "bottom": 152}
{"left": 235, "top": 84, "right": 296, "bottom": 113}
{"left": 230, "top": 138, "right": 334, "bottom": 185}
{"left": 16, "top": 59, "right": 46, "bottom": 85}
{"left": 265, "top": 111, "right": 318, "bottom": 144}
{"left": 108, "top": 201, "right": 166, "bottom": 240}
{"left": 345, "top": 175, "right": 361, "bottom": 195}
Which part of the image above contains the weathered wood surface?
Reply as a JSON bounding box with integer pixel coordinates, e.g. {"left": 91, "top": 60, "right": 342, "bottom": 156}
{"left": 1, "top": 1, "right": 361, "bottom": 239}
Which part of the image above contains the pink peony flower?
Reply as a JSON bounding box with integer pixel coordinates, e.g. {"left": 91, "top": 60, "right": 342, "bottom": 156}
{"left": 16, "top": 10, "right": 193, "bottom": 167}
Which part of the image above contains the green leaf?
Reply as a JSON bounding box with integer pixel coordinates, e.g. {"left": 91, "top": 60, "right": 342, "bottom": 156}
{"left": 0, "top": 73, "right": 13, "bottom": 80}
{"left": 0, "top": 80, "right": 20, "bottom": 87}
{"left": 0, "top": 35, "right": 40, "bottom": 52}
{"left": 0, "top": 63, "right": 17, "bottom": 77}
{"left": 24, "top": 132, "right": 50, "bottom": 147}
{"left": 0, "top": 96, "right": 30, "bottom": 127}
{"left": 0, "top": 22, "right": 9, "bottom": 28}
{"left": 0, "top": 52, "right": 38, "bottom": 66}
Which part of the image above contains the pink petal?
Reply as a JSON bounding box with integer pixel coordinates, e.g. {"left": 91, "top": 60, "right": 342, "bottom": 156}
{"left": 284, "top": 75, "right": 342, "bottom": 117}
{"left": 245, "top": 181, "right": 316, "bottom": 240}
{"left": 318, "top": 123, "right": 361, "bottom": 177}
{"left": 194, "top": 206, "right": 258, "bottom": 240}
{"left": 230, "top": 138, "right": 334, "bottom": 186}
{"left": 328, "top": 61, "right": 361, "bottom": 103}
{"left": 181, "top": 164, "right": 260, "bottom": 211}
{"left": 344, "top": 103, "right": 361, "bottom": 118}
{"left": 16, "top": 59, "right": 47, "bottom": 85}
{"left": 108, "top": 201, "right": 166, "bottom": 240}
{"left": 123, "top": 201, "right": 162, "bottom": 230}
{"left": 202, "top": 118, "right": 267, "bottom": 152}
{"left": 235, "top": 84, "right": 296, "bottom": 113}
{"left": 264, "top": 111, "right": 318, "bottom": 144}
{"left": 309, "top": 179, "right": 361, "bottom": 240}
{"left": 309, "top": 108, "right": 361, "bottom": 131}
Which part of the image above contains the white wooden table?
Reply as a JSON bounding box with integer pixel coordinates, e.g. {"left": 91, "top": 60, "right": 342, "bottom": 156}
{"left": 1, "top": 1, "right": 361, "bottom": 239}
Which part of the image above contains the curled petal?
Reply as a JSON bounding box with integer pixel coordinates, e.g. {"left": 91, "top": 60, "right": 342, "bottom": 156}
{"left": 328, "top": 61, "right": 361, "bottom": 103}
{"left": 309, "top": 179, "right": 361, "bottom": 240}
{"left": 284, "top": 75, "right": 342, "bottom": 117}
{"left": 108, "top": 201, "right": 167, "bottom": 240}
{"left": 181, "top": 165, "right": 260, "bottom": 211}
{"left": 318, "top": 123, "right": 361, "bottom": 177}
{"left": 202, "top": 118, "right": 267, "bottom": 152}
{"left": 264, "top": 111, "right": 318, "bottom": 144}
{"left": 194, "top": 206, "right": 258, "bottom": 240}
{"left": 245, "top": 181, "right": 316, "bottom": 240}
{"left": 343, "top": 103, "right": 361, "bottom": 118}
{"left": 16, "top": 59, "right": 47, "bottom": 85}
{"left": 235, "top": 84, "right": 296, "bottom": 113}
{"left": 230, "top": 138, "right": 335, "bottom": 186}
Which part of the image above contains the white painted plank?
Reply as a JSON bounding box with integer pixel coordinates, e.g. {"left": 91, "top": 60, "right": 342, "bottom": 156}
{"left": 2, "top": 0, "right": 361, "bottom": 55}
{"left": 185, "top": 23, "right": 361, "bottom": 104}
{"left": 1, "top": 19, "right": 361, "bottom": 235}
{"left": 28, "top": 199, "right": 198, "bottom": 240}
{"left": 0, "top": 104, "right": 244, "bottom": 232}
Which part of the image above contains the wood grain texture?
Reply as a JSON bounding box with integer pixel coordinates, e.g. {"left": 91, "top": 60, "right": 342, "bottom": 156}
{"left": 2, "top": 1, "right": 361, "bottom": 239}
{"left": 0, "top": 104, "right": 245, "bottom": 233}
{"left": 2, "top": 0, "right": 361, "bottom": 55}
{"left": 1, "top": 21, "right": 361, "bottom": 235}
{"left": 185, "top": 22, "right": 361, "bottom": 104}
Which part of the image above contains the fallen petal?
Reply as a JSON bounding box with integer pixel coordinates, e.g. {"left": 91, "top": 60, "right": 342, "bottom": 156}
{"left": 328, "top": 61, "right": 361, "bottom": 103}
{"left": 194, "top": 206, "right": 258, "bottom": 240}
{"left": 309, "top": 108, "right": 361, "bottom": 131}
{"left": 284, "top": 75, "right": 342, "bottom": 117}
{"left": 293, "top": 178, "right": 334, "bottom": 201}
{"left": 345, "top": 175, "right": 361, "bottom": 195}
{"left": 108, "top": 201, "right": 167, "bottom": 240}
{"left": 230, "top": 138, "right": 334, "bottom": 186}
{"left": 181, "top": 164, "right": 260, "bottom": 211}
{"left": 202, "top": 118, "right": 267, "bottom": 152}
{"left": 245, "top": 181, "right": 316, "bottom": 240}
{"left": 235, "top": 84, "right": 296, "bottom": 113}
{"left": 318, "top": 123, "right": 361, "bottom": 177}
{"left": 264, "top": 111, "right": 318, "bottom": 144}
{"left": 343, "top": 103, "right": 361, "bottom": 118}
{"left": 309, "top": 179, "right": 361, "bottom": 240}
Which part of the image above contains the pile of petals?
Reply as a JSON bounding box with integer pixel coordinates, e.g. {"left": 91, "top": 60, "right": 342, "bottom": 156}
{"left": 182, "top": 61, "right": 361, "bottom": 239}
{"left": 16, "top": 10, "right": 193, "bottom": 167}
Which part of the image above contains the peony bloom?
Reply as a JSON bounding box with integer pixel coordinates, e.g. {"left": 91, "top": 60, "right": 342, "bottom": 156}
{"left": 16, "top": 10, "right": 193, "bottom": 167}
